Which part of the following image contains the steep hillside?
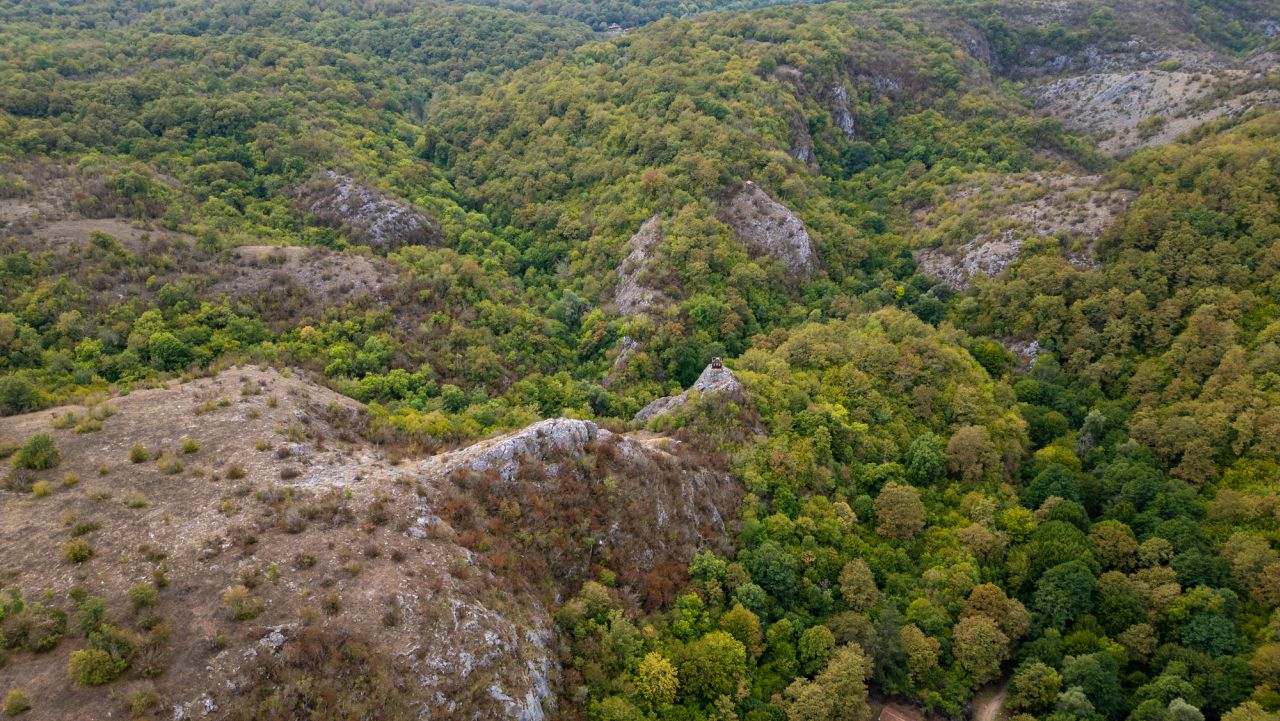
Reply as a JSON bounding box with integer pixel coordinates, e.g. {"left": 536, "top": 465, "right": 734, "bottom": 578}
{"left": 0, "top": 366, "right": 741, "bottom": 720}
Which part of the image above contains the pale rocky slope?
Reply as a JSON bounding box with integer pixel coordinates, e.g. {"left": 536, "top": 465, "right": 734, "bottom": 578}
{"left": 0, "top": 366, "right": 738, "bottom": 720}
{"left": 913, "top": 173, "right": 1135, "bottom": 289}
{"left": 291, "top": 170, "right": 441, "bottom": 250}
{"left": 719, "top": 181, "right": 821, "bottom": 278}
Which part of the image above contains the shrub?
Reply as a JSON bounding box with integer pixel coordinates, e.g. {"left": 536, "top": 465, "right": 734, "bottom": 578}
{"left": 283, "top": 507, "right": 307, "bottom": 533}
{"left": 72, "top": 520, "right": 100, "bottom": 537}
{"left": 226, "top": 464, "right": 245, "bottom": 480}
{"left": 11, "top": 434, "right": 59, "bottom": 470}
{"left": 125, "top": 491, "right": 149, "bottom": 509}
{"left": 129, "top": 444, "right": 148, "bottom": 463}
{"left": 128, "top": 690, "right": 159, "bottom": 716}
{"left": 323, "top": 591, "right": 341, "bottom": 615}
{"left": 67, "top": 648, "right": 122, "bottom": 686}
{"left": 2, "top": 469, "right": 34, "bottom": 493}
{"left": 74, "top": 418, "right": 103, "bottom": 434}
{"left": 60, "top": 472, "right": 80, "bottom": 488}
{"left": 51, "top": 412, "right": 79, "bottom": 430}
{"left": 75, "top": 597, "right": 106, "bottom": 635}
{"left": 127, "top": 584, "right": 158, "bottom": 611}
{"left": 180, "top": 438, "right": 199, "bottom": 454}
{"left": 222, "top": 586, "right": 263, "bottom": 621}
{"left": 63, "top": 540, "right": 93, "bottom": 564}
{"left": 3, "top": 690, "right": 30, "bottom": 716}
{"left": 31, "top": 481, "right": 51, "bottom": 497}
{"left": 156, "top": 454, "right": 183, "bottom": 475}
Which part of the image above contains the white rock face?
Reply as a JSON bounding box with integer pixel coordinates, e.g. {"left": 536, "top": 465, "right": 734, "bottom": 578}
{"left": 829, "top": 85, "right": 856, "bottom": 139}
{"left": 719, "top": 182, "right": 821, "bottom": 277}
{"left": 914, "top": 230, "right": 1025, "bottom": 291}
{"left": 634, "top": 362, "right": 746, "bottom": 423}
{"left": 427, "top": 417, "right": 600, "bottom": 482}
{"left": 613, "top": 215, "right": 666, "bottom": 317}
{"left": 292, "top": 170, "right": 440, "bottom": 249}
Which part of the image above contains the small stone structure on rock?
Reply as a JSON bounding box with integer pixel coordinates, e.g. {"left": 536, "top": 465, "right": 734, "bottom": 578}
{"left": 634, "top": 360, "right": 746, "bottom": 423}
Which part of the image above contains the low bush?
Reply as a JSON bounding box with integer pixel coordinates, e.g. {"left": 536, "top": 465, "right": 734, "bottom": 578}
{"left": 67, "top": 647, "right": 122, "bottom": 686}
{"left": 127, "top": 584, "right": 158, "bottom": 611}
{"left": 222, "top": 586, "right": 263, "bottom": 621}
{"left": 156, "top": 454, "right": 183, "bottom": 475}
{"left": 11, "top": 434, "right": 59, "bottom": 471}
{"left": 3, "top": 690, "right": 30, "bottom": 716}
{"left": 63, "top": 540, "right": 93, "bottom": 564}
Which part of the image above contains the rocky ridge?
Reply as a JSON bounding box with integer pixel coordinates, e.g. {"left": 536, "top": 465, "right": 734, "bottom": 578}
{"left": 292, "top": 170, "right": 440, "bottom": 250}
{"left": 0, "top": 366, "right": 738, "bottom": 720}
{"left": 719, "top": 181, "right": 821, "bottom": 277}
{"left": 612, "top": 214, "right": 667, "bottom": 317}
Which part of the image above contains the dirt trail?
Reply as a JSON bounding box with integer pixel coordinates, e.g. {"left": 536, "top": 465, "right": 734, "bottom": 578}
{"left": 972, "top": 682, "right": 1008, "bottom": 721}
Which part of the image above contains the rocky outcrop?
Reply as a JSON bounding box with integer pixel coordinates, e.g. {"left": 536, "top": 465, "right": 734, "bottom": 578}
{"left": 914, "top": 230, "right": 1023, "bottom": 291}
{"left": 635, "top": 362, "right": 746, "bottom": 423}
{"left": 719, "top": 182, "right": 821, "bottom": 277}
{"left": 1028, "top": 69, "right": 1280, "bottom": 155}
{"left": 420, "top": 416, "right": 741, "bottom": 609}
{"left": 828, "top": 85, "right": 857, "bottom": 139}
{"left": 292, "top": 170, "right": 440, "bottom": 249}
{"left": 613, "top": 215, "right": 667, "bottom": 317}
{"left": 426, "top": 417, "right": 601, "bottom": 482}
{"left": 790, "top": 114, "right": 820, "bottom": 172}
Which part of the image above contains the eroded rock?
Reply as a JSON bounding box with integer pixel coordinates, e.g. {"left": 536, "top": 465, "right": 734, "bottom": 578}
{"left": 613, "top": 215, "right": 667, "bottom": 317}
{"left": 829, "top": 85, "right": 857, "bottom": 139}
{"left": 292, "top": 170, "right": 440, "bottom": 249}
{"left": 719, "top": 182, "right": 821, "bottom": 277}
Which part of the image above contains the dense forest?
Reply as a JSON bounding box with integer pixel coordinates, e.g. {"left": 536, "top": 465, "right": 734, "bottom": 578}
{"left": 2, "top": 0, "right": 1280, "bottom": 720}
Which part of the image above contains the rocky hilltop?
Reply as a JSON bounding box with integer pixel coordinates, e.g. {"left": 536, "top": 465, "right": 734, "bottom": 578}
{"left": 635, "top": 361, "right": 747, "bottom": 423}
{"left": 0, "top": 367, "right": 738, "bottom": 720}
